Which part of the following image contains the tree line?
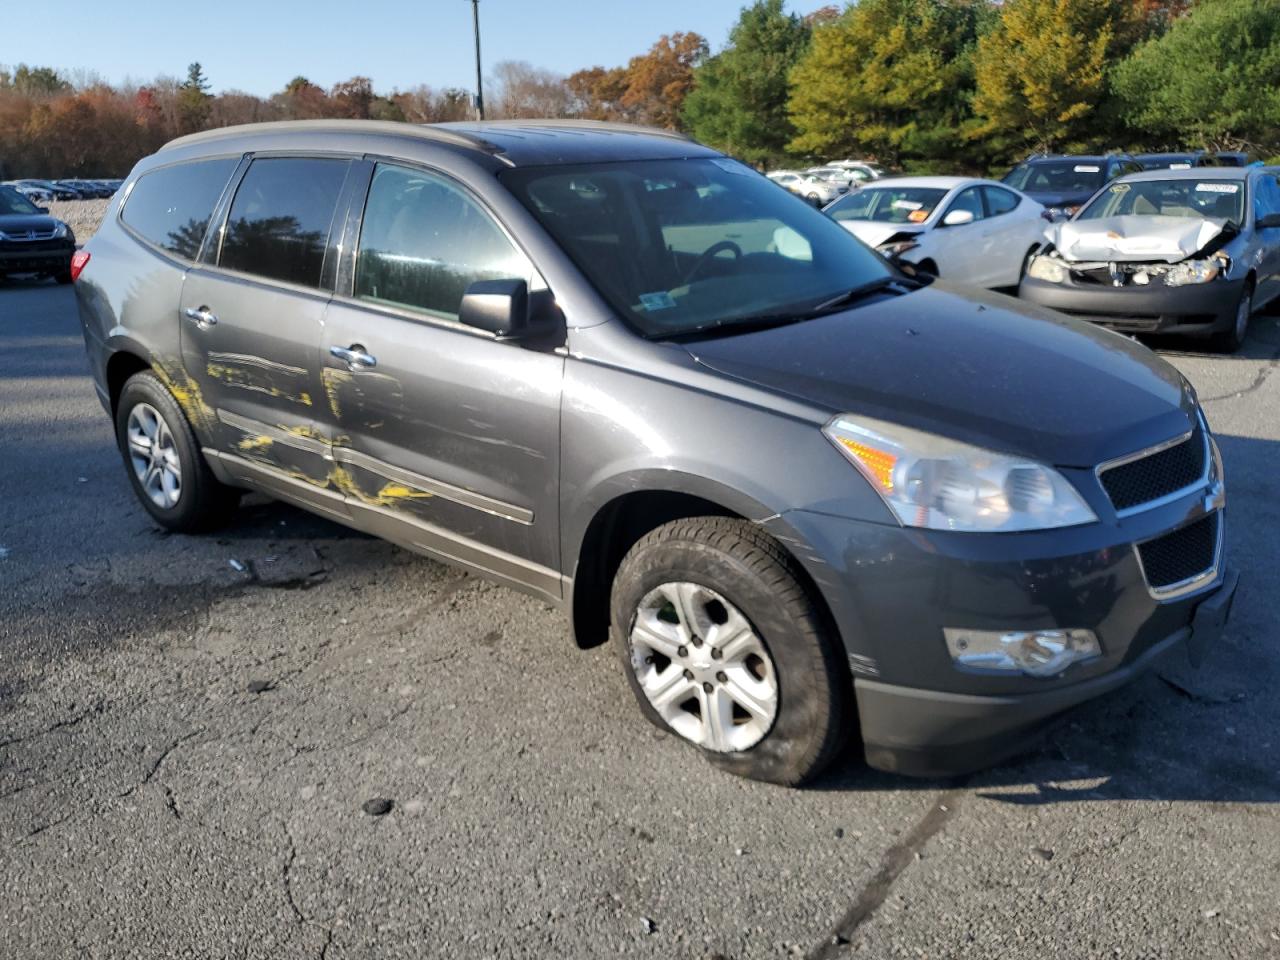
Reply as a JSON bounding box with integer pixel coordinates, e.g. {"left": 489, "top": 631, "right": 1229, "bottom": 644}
{"left": 2, "top": 0, "right": 1277, "bottom": 180}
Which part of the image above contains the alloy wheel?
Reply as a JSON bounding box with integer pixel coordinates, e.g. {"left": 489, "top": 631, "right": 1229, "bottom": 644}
{"left": 628, "top": 581, "right": 778, "bottom": 752}
{"left": 126, "top": 402, "right": 182, "bottom": 509}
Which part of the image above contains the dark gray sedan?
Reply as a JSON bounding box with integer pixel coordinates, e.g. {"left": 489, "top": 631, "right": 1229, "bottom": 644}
{"left": 1020, "top": 166, "right": 1280, "bottom": 351}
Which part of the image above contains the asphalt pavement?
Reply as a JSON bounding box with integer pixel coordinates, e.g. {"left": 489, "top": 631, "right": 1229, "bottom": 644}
{"left": 1, "top": 276, "right": 1278, "bottom": 959}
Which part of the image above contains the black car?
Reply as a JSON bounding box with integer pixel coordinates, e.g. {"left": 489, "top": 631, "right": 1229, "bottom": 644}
{"left": 0, "top": 185, "right": 76, "bottom": 282}
{"left": 1003, "top": 155, "right": 1146, "bottom": 219}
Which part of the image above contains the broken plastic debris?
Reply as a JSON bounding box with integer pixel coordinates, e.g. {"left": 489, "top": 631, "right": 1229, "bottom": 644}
{"left": 228, "top": 559, "right": 247, "bottom": 572}
{"left": 640, "top": 917, "right": 657, "bottom": 934}
{"left": 362, "top": 797, "right": 394, "bottom": 816}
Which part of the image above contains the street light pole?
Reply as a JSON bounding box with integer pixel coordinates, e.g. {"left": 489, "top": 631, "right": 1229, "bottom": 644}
{"left": 470, "top": 0, "right": 485, "bottom": 121}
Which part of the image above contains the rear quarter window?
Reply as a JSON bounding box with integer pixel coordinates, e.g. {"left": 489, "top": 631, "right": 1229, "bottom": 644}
{"left": 120, "top": 158, "right": 238, "bottom": 259}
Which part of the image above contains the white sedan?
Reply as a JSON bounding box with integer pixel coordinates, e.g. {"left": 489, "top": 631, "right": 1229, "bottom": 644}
{"left": 824, "top": 176, "right": 1047, "bottom": 288}
{"left": 767, "top": 171, "right": 848, "bottom": 206}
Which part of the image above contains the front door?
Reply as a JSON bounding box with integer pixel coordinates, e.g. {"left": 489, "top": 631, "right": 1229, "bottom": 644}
{"left": 179, "top": 155, "right": 352, "bottom": 499}
{"left": 935, "top": 185, "right": 993, "bottom": 286}
{"left": 319, "top": 161, "right": 565, "bottom": 598}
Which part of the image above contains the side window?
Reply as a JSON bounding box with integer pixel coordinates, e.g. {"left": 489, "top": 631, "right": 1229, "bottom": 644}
{"left": 219, "top": 157, "right": 350, "bottom": 288}
{"left": 1253, "top": 175, "right": 1280, "bottom": 220}
{"left": 354, "top": 163, "right": 534, "bottom": 321}
{"left": 946, "top": 186, "right": 985, "bottom": 222}
{"left": 120, "top": 158, "right": 238, "bottom": 259}
{"left": 982, "top": 186, "right": 1020, "bottom": 217}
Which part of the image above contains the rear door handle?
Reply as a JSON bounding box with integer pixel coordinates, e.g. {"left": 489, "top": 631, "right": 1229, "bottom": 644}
{"left": 329, "top": 344, "right": 377, "bottom": 369}
{"left": 183, "top": 306, "right": 218, "bottom": 328}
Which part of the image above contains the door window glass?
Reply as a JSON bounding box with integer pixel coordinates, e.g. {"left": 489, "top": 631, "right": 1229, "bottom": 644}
{"left": 982, "top": 186, "right": 1020, "bottom": 217}
{"left": 219, "top": 157, "right": 350, "bottom": 288}
{"left": 1252, "top": 174, "right": 1280, "bottom": 220}
{"left": 355, "top": 164, "right": 533, "bottom": 319}
{"left": 945, "top": 187, "right": 984, "bottom": 222}
{"left": 121, "top": 158, "right": 238, "bottom": 259}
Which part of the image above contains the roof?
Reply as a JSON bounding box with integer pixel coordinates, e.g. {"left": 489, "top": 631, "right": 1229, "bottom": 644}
{"left": 161, "top": 118, "right": 718, "bottom": 167}
{"left": 854, "top": 175, "right": 988, "bottom": 190}
{"left": 1117, "top": 166, "right": 1265, "bottom": 183}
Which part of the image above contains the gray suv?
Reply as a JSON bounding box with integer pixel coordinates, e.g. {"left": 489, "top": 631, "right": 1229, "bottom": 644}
{"left": 75, "top": 120, "right": 1237, "bottom": 785}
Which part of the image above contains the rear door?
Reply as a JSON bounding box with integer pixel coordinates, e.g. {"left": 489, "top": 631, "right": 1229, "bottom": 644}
{"left": 179, "top": 155, "right": 355, "bottom": 509}
{"left": 319, "top": 161, "right": 565, "bottom": 598}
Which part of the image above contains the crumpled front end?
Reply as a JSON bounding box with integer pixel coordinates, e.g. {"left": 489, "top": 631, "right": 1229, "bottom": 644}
{"left": 1018, "top": 214, "right": 1243, "bottom": 335}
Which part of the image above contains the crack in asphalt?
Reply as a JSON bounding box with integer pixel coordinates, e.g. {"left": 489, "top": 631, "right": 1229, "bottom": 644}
{"left": 0, "top": 700, "right": 107, "bottom": 751}
{"left": 282, "top": 821, "right": 337, "bottom": 959}
{"left": 117, "top": 728, "right": 204, "bottom": 800}
{"left": 1199, "top": 360, "right": 1279, "bottom": 404}
{"left": 807, "top": 787, "right": 967, "bottom": 958}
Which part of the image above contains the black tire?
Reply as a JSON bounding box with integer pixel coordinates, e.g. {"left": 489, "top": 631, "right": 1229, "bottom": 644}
{"left": 115, "top": 370, "right": 240, "bottom": 531}
{"left": 1211, "top": 280, "right": 1253, "bottom": 353}
{"left": 610, "top": 517, "right": 851, "bottom": 786}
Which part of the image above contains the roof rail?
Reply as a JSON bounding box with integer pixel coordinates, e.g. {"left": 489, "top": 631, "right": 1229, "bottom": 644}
{"left": 437, "top": 118, "right": 693, "bottom": 143}
{"left": 160, "top": 119, "right": 503, "bottom": 155}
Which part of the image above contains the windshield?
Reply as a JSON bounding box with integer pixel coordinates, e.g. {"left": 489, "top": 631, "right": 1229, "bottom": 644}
{"left": 1138, "top": 155, "right": 1197, "bottom": 171}
{"left": 0, "top": 188, "right": 39, "bottom": 216}
{"left": 1004, "top": 160, "right": 1106, "bottom": 195}
{"left": 826, "top": 187, "right": 948, "bottom": 225}
{"left": 502, "top": 158, "right": 892, "bottom": 338}
{"left": 1078, "top": 178, "right": 1246, "bottom": 225}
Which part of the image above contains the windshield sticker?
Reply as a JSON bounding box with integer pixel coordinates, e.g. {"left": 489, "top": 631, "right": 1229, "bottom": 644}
{"left": 639, "top": 291, "right": 678, "bottom": 311}
{"left": 1074, "top": 165, "right": 1101, "bottom": 173}
{"left": 1196, "top": 182, "right": 1240, "bottom": 193}
{"left": 907, "top": 210, "right": 929, "bottom": 223}
{"left": 711, "top": 158, "right": 753, "bottom": 177}
{"left": 1110, "top": 183, "right": 1131, "bottom": 193}
{"left": 891, "top": 200, "right": 923, "bottom": 210}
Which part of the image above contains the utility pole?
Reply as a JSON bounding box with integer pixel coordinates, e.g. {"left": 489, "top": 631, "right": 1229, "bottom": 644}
{"left": 470, "top": 0, "right": 485, "bottom": 120}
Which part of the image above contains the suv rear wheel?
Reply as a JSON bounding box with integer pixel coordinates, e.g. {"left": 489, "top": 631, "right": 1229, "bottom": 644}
{"left": 115, "top": 370, "right": 240, "bottom": 531}
{"left": 610, "top": 517, "right": 850, "bottom": 785}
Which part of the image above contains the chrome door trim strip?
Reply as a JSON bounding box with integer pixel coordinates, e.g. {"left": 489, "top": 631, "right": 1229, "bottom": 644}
{"left": 217, "top": 409, "right": 329, "bottom": 456}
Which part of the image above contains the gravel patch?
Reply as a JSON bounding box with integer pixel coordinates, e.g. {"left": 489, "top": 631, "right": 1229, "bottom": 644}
{"left": 45, "top": 199, "right": 111, "bottom": 243}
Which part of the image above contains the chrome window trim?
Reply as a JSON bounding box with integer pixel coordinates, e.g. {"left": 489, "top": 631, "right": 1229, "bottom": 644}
{"left": 1132, "top": 508, "right": 1224, "bottom": 601}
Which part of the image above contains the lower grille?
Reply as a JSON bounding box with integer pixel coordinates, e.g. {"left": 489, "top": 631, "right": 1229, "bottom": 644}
{"left": 1137, "top": 512, "right": 1219, "bottom": 593}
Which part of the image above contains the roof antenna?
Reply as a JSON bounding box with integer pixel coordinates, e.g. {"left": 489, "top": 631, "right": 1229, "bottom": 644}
{"left": 470, "top": 0, "right": 485, "bottom": 121}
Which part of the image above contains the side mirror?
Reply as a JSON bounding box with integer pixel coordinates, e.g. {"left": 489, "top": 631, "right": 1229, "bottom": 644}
{"left": 458, "top": 278, "right": 560, "bottom": 341}
{"left": 1257, "top": 213, "right": 1280, "bottom": 229}
{"left": 941, "top": 209, "right": 975, "bottom": 227}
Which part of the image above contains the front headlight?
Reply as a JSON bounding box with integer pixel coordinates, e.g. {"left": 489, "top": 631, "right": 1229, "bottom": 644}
{"left": 51, "top": 222, "right": 68, "bottom": 239}
{"left": 1026, "top": 255, "right": 1067, "bottom": 283}
{"left": 1163, "top": 259, "right": 1220, "bottom": 287}
{"left": 877, "top": 239, "right": 919, "bottom": 257}
{"left": 823, "top": 415, "right": 1097, "bottom": 532}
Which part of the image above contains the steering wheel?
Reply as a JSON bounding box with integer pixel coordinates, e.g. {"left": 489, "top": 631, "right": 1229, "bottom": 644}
{"left": 683, "top": 240, "right": 743, "bottom": 285}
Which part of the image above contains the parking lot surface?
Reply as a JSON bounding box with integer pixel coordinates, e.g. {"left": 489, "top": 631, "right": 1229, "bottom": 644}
{"left": 2, "top": 278, "right": 1278, "bottom": 959}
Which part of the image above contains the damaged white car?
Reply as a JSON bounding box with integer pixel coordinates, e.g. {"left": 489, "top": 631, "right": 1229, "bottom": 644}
{"left": 1019, "top": 167, "right": 1280, "bottom": 351}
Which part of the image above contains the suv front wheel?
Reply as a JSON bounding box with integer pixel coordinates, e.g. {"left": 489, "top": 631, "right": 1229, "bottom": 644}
{"left": 115, "top": 370, "right": 240, "bottom": 531}
{"left": 611, "top": 517, "right": 851, "bottom": 785}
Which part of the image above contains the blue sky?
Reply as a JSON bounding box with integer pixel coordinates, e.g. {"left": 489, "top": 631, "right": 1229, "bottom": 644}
{"left": 8, "top": 0, "right": 835, "bottom": 96}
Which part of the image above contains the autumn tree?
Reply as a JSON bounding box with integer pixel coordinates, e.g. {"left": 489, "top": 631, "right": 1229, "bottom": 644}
{"left": 789, "top": 0, "right": 989, "bottom": 168}
{"left": 490, "top": 61, "right": 573, "bottom": 118}
{"left": 566, "top": 66, "right": 630, "bottom": 120}
{"left": 682, "top": 0, "right": 813, "bottom": 166}
{"left": 273, "top": 76, "right": 330, "bottom": 119}
{"left": 331, "top": 76, "right": 375, "bottom": 119}
{"left": 620, "top": 32, "right": 708, "bottom": 128}
{"left": 971, "top": 0, "right": 1139, "bottom": 156}
{"left": 1112, "top": 0, "right": 1280, "bottom": 151}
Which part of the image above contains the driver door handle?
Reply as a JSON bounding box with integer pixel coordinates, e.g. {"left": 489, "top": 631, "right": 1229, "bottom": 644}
{"left": 183, "top": 306, "right": 218, "bottom": 328}
{"left": 330, "top": 344, "right": 377, "bottom": 369}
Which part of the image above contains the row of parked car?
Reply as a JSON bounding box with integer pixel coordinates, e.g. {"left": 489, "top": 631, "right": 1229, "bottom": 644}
{"left": 813, "top": 150, "right": 1275, "bottom": 352}
{"left": 2, "top": 177, "right": 123, "bottom": 202}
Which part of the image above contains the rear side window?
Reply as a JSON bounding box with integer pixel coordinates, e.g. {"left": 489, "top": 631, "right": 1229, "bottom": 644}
{"left": 121, "top": 158, "right": 237, "bottom": 259}
{"left": 354, "top": 163, "right": 533, "bottom": 320}
{"left": 982, "top": 186, "right": 1020, "bottom": 217}
{"left": 219, "top": 157, "right": 350, "bottom": 288}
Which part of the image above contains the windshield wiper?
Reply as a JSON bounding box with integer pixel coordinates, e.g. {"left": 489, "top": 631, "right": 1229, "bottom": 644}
{"left": 810, "top": 275, "right": 904, "bottom": 315}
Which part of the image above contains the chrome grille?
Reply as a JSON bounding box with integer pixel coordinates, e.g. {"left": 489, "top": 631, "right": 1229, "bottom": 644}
{"left": 1099, "top": 424, "right": 1207, "bottom": 512}
{"left": 1136, "top": 512, "right": 1219, "bottom": 595}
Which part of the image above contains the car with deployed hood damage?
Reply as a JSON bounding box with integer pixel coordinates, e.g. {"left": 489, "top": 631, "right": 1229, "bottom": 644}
{"left": 1020, "top": 166, "right": 1280, "bottom": 351}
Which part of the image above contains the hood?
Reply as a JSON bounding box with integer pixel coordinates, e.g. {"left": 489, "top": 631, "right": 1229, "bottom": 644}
{"left": 1049, "top": 214, "right": 1228, "bottom": 263}
{"left": 686, "top": 284, "right": 1194, "bottom": 468}
{"left": 1023, "top": 189, "right": 1096, "bottom": 209}
{"left": 0, "top": 214, "right": 63, "bottom": 236}
{"left": 838, "top": 221, "right": 920, "bottom": 248}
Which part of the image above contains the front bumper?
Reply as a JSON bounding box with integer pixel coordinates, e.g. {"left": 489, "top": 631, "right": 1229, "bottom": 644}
{"left": 855, "top": 567, "right": 1236, "bottom": 777}
{"left": 1019, "top": 274, "right": 1242, "bottom": 335}
{"left": 0, "top": 242, "right": 74, "bottom": 275}
{"left": 770, "top": 476, "right": 1231, "bottom": 776}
